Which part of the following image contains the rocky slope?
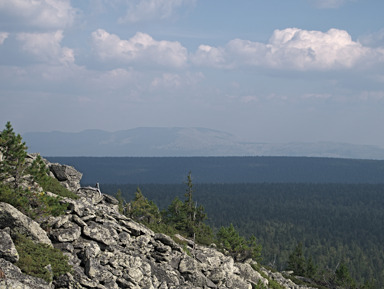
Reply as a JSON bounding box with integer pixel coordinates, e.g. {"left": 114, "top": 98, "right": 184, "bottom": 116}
{"left": 0, "top": 155, "right": 316, "bottom": 289}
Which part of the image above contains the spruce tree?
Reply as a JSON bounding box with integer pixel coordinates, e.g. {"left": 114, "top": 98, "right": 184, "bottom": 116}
{"left": 129, "top": 187, "right": 161, "bottom": 224}
{"left": 286, "top": 242, "right": 306, "bottom": 276}
{"left": 0, "top": 122, "right": 28, "bottom": 189}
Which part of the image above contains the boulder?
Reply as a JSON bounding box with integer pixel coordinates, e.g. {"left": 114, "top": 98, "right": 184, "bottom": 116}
{"left": 0, "top": 258, "right": 51, "bottom": 289}
{"left": 0, "top": 229, "right": 19, "bottom": 263}
{"left": 50, "top": 222, "right": 81, "bottom": 243}
{"left": 0, "top": 202, "right": 52, "bottom": 246}
{"left": 236, "top": 263, "right": 268, "bottom": 287}
{"left": 82, "top": 221, "right": 118, "bottom": 246}
{"left": 49, "top": 163, "right": 82, "bottom": 192}
{"left": 76, "top": 187, "right": 103, "bottom": 205}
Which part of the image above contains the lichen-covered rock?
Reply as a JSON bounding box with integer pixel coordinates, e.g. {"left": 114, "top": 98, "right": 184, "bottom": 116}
{"left": 0, "top": 258, "right": 51, "bottom": 289}
{"left": 49, "top": 163, "right": 82, "bottom": 192}
{"left": 0, "top": 229, "right": 19, "bottom": 263}
{"left": 0, "top": 202, "right": 52, "bottom": 247}
{"left": 51, "top": 222, "right": 81, "bottom": 242}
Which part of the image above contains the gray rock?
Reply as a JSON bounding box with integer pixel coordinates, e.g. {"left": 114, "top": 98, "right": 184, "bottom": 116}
{"left": 0, "top": 258, "right": 51, "bottom": 289}
{"left": 236, "top": 263, "right": 268, "bottom": 287}
{"left": 76, "top": 187, "right": 103, "bottom": 205}
{"left": 119, "top": 219, "right": 154, "bottom": 237}
{"left": 82, "top": 221, "right": 118, "bottom": 246}
{"left": 52, "top": 272, "right": 82, "bottom": 289}
{"left": 0, "top": 202, "right": 52, "bottom": 246}
{"left": 0, "top": 229, "right": 19, "bottom": 263}
{"left": 49, "top": 163, "right": 82, "bottom": 192}
{"left": 51, "top": 222, "right": 81, "bottom": 242}
{"left": 102, "top": 194, "right": 119, "bottom": 205}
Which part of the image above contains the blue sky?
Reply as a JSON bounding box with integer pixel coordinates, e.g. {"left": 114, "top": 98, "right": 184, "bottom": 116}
{"left": 1, "top": 0, "right": 384, "bottom": 146}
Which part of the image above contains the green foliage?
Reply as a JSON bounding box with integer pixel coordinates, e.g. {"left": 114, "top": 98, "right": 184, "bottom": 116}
{"left": 0, "top": 123, "right": 75, "bottom": 219}
{"left": 335, "top": 262, "right": 356, "bottom": 289}
{"left": 115, "top": 189, "right": 126, "bottom": 214}
{"left": 14, "top": 234, "right": 72, "bottom": 283}
{"left": 286, "top": 242, "right": 306, "bottom": 276}
{"left": 162, "top": 196, "right": 187, "bottom": 230}
{"left": 216, "top": 224, "right": 262, "bottom": 262}
{"left": 162, "top": 172, "right": 214, "bottom": 244}
{"left": 101, "top": 182, "right": 384, "bottom": 287}
{"left": 0, "top": 121, "right": 28, "bottom": 189}
{"left": 0, "top": 183, "right": 30, "bottom": 211}
{"left": 251, "top": 264, "right": 285, "bottom": 289}
{"left": 35, "top": 192, "right": 68, "bottom": 217}
{"left": 252, "top": 280, "right": 268, "bottom": 289}
{"left": 28, "top": 155, "right": 78, "bottom": 200}
{"left": 129, "top": 187, "right": 162, "bottom": 224}
{"left": 0, "top": 183, "right": 68, "bottom": 219}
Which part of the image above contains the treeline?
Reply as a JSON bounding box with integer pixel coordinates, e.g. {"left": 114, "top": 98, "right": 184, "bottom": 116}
{"left": 100, "top": 182, "right": 384, "bottom": 288}
{"left": 46, "top": 156, "right": 384, "bottom": 184}
{"left": 115, "top": 173, "right": 262, "bottom": 263}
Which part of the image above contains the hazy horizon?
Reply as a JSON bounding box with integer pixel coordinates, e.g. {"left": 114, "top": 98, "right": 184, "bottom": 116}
{"left": 1, "top": 1, "right": 384, "bottom": 146}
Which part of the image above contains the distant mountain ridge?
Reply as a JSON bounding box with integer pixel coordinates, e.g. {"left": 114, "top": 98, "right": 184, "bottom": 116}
{"left": 23, "top": 127, "right": 384, "bottom": 159}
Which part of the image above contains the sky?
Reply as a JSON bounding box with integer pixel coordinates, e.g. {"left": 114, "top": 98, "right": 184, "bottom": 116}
{"left": 1, "top": 0, "right": 384, "bottom": 146}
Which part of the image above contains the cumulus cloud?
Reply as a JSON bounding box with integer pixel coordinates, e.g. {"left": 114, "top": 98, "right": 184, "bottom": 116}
{"left": 0, "top": 0, "right": 76, "bottom": 32}
{"left": 191, "top": 45, "right": 228, "bottom": 68}
{"left": 17, "top": 30, "right": 75, "bottom": 65}
{"left": 120, "top": 0, "right": 196, "bottom": 23}
{"left": 0, "top": 32, "right": 9, "bottom": 44}
{"left": 91, "top": 29, "right": 188, "bottom": 68}
{"left": 192, "top": 28, "right": 381, "bottom": 71}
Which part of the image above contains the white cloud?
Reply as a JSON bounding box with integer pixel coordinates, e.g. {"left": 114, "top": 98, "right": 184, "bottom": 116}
{"left": 91, "top": 29, "right": 188, "bottom": 68}
{"left": 191, "top": 45, "right": 228, "bottom": 68}
{"left": 193, "top": 28, "right": 381, "bottom": 71}
{"left": 120, "top": 0, "right": 196, "bottom": 23}
{"left": 0, "top": 0, "right": 76, "bottom": 31}
{"left": 0, "top": 32, "right": 9, "bottom": 44}
{"left": 17, "top": 30, "right": 75, "bottom": 65}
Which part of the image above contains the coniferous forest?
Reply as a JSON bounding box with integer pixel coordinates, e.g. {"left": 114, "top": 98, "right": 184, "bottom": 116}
{"left": 99, "top": 182, "right": 384, "bottom": 288}
{"left": 3, "top": 124, "right": 384, "bottom": 288}
{"left": 46, "top": 155, "right": 384, "bottom": 287}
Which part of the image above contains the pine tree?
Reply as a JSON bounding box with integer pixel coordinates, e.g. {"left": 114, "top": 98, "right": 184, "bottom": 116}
{"left": 305, "top": 255, "right": 317, "bottom": 278}
{"left": 286, "top": 242, "right": 306, "bottom": 276}
{"left": 216, "top": 224, "right": 262, "bottom": 262}
{"left": 129, "top": 187, "right": 161, "bottom": 224}
{"left": 335, "top": 262, "right": 356, "bottom": 289}
{"left": 0, "top": 122, "right": 28, "bottom": 189}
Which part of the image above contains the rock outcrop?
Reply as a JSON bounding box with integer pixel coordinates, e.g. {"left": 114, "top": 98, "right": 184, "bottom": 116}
{"left": 0, "top": 202, "right": 52, "bottom": 246}
{"left": 0, "top": 156, "right": 316, "bottom": 289}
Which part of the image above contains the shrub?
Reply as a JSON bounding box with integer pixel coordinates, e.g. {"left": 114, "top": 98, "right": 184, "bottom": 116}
{"left": 28, "top": 155, "right": 78, "bottom": 200}
{"left": 0, "top": 184, "right": 30, "bottom": 213}
{"left": 216, "top": 223, "right": 262, "bottom": 262}
{"left": 14, "top": 234, "right": 72, "bottom": 283}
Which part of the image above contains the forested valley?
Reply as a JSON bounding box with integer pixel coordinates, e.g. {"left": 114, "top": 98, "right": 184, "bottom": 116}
{"left": 100, "top": 182, "right": 384, "bottom": 288}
